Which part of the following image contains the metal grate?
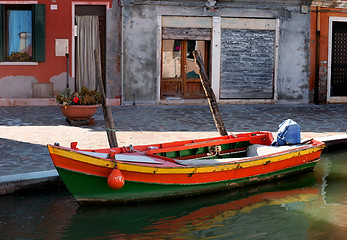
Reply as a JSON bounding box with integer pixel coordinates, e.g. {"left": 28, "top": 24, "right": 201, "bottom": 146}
{"left": 331, "top": 22, "right": 347, "bottom": 96}
{"left": 220, "top": 29, "right": 275, "bottom": 99}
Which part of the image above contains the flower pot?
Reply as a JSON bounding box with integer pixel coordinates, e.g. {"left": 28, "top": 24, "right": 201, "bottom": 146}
{"left": 59, "top": 105, "right": 100, "bottom": 120}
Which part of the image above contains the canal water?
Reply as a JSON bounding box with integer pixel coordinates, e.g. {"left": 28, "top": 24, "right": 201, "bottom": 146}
{"left": 0, "top": 149, "right": 346, "bottom": 240}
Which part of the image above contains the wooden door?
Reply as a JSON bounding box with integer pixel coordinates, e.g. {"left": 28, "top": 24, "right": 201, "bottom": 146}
{"left": 98, "top": 15, "right": 106, "bottom": 86}
{"left": 161, "top": 40, "right": 210, "bottom": 99}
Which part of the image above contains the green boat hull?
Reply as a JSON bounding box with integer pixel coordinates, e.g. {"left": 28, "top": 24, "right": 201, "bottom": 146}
{"left": 56, "top": 160, "right": 318, "bottom": 205}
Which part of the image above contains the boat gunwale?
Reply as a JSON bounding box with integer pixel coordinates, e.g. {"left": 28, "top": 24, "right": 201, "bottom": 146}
{"left": 48, "top": 141, "right": 325, "bottom": 175}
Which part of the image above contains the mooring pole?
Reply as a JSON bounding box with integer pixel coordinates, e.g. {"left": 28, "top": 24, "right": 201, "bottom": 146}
{"left": 193, "top": 50, "right": 228, "bottom": 136}
{"left": 94, "top": 50, "right": 118, "bottom": 148}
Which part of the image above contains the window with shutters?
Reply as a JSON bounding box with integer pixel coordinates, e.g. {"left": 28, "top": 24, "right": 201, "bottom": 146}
{"left": 0, "top": 4, "right": 45, "bottom": 62}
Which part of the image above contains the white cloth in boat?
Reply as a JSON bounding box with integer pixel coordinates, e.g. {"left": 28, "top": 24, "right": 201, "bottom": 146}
{"left": 77, "top": 151, "right": 162, "bottom": 164}
{"left": 175, "top": 144, "right": 300, "bottom": 166}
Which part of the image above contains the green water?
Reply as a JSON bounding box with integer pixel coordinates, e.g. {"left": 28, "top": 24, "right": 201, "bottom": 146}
{"left": 0, "top": 149, "right": 346, "bottom": 240}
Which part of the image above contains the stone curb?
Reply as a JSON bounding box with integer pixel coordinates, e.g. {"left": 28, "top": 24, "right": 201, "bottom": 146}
{"left": 0, "top": 170, "right": 60, "bottom": 195}
{"left": 0, "top": 134, "right": 346, "bottom": 195}
{"left": 316, "top": 134, "right": 347, "bottom": 147}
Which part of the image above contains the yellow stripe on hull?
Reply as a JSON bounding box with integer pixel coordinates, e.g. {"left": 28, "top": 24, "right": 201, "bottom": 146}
{"left": 47, "top": 145, "right": 116, "bottom": 168}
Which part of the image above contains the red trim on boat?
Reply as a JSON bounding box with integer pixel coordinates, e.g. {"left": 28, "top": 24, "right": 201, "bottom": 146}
{"left": 50, "top": 153, "right": 112, "bottom": 177}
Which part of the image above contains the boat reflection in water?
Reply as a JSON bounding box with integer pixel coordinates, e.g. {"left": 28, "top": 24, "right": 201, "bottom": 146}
{"left": 62, "top": 173, "right": 323, "bottom": 239}
{"left": 305, "top": 148, "right": 347, "bottom": 239}
{"left": 60, "top": 150, "right": 347, "bottom": 239}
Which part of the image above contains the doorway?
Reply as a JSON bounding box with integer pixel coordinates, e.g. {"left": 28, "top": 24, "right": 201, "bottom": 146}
{"left": 161, "top": 40, "right": 210, "bottom": 99}
{"left": 75, "top": 5, "right": 106, "bottom": 91}
{"left": 331, "top": 21, "right": 347, "bottom": 97}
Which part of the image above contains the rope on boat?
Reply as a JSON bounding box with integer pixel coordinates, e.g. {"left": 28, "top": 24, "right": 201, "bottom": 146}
{"left": 124, "top": 144, "right": 146, "bottom": 156}
{"left": 123, "top": 144, "right": 134, "bottom": 152}
{"left": 192, "top": 149, "right": 247, "bottom": 161}
{"left": 106, "top": 128, "right": 117, "bottom": 132}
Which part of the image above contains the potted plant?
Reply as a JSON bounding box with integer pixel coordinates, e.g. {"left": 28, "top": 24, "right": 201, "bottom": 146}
{"left": 6, "top": 51, "right": 31, "bottom": 62}
{"left": 56, "top": 87, "right": 102, "bottom": 120}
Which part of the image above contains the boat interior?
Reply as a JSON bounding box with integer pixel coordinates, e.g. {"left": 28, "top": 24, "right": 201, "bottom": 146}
{"left": 72, "top": 132, "right": 312, "bottom": 166}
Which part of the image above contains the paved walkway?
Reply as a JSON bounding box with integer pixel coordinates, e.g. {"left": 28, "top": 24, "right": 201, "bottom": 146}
{"left": 0, "top": 104, "right": 346, "bottom": 178}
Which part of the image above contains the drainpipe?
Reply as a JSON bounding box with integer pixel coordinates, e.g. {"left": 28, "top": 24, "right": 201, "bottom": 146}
{"left": 315, "top": 5, "right": 321, "bottom": 104}
{"left": 66, "top": 53, "right": 69, "bottom": 89}
{"left": 120, "top": 0, "right": 124, "bottom": 105}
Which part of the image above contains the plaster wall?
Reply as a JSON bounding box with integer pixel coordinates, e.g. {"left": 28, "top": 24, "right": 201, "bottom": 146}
{"left": 277, "top": 11, "right": 311, "bottom": 103}
{"left": 122, "top": 1, "right": 312, "bottom": 104}
{"left": 0, "top": 0, "right": 119, "bottom": 105}
{"left": 122, "top": 5, "right": 160, "bottom": 104}
{"left": 106, "top": 2, "right": 122, "bottom": 100}
{"left": 309, "top": 7, "right": 347, "bottom": 104}
{"left": 0, "top": 0, "right": 73, "bottom": 99}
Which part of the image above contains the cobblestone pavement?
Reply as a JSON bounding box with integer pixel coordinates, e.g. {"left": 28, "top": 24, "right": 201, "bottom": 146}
{"left": 0, "top": 104, "right": 346, "bottom": 176}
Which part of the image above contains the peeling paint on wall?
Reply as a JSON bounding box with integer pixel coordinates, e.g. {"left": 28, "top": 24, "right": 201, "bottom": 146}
{"left": 0, "top": 76, "right": 38, "bottom": 98}
{"left": 318, "top": 60, "right": 328, "bottom": 104}
{"left": 50, "top": 72, "right": 75, "bottom": 94}
{"left": 106, "top": 4, "right": 122, "bottom": 99}
{"left": 123, "top": 5, "right": 158, "bottom": 103}
{"left": 277, "top": 13, "right": 310, "bottom": 103}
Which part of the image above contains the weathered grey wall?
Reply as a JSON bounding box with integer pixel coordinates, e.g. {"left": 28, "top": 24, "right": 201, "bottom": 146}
{"left": 122, "top": 5, "right": 159, "bottom": 104}
{"left": 106, "top": 2, "right": 122, "bottom": 99}
{"left": 122, "top": 0, "right": 312, "bottom": 104}
{"left": 122, "top": 2, "right": 207, "bottom": 104}
{"left": 277, "top": 11, "right": 311, "bottom": 103}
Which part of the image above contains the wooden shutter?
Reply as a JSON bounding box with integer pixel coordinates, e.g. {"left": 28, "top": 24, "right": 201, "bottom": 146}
{"left": 0, "top": 5, "right": 4, "bottom": 62}
{"left": 220, "top": 29, "right": 275, "bottom": 99}
{"left": 33, "top": 4, "right": 45, "bottom": 62}
{"left": 162, "top": 27, "right": 211, "bottom": 41}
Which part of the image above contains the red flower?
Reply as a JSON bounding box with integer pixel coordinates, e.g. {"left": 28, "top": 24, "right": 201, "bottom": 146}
{"left": 72, "top": 96, "right": 79, "bottom": 104}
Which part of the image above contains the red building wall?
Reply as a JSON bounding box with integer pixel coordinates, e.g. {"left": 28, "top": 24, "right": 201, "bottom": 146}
{"left": 0, "top": 0, "right": 113, "bottom": 106}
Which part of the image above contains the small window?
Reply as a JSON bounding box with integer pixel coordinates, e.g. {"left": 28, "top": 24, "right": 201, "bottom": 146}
{"left": 6, "top": 6, "right": 32, "bottom": 62}
{"left": 0, "top": 4, "right": 45, "bottom": 62}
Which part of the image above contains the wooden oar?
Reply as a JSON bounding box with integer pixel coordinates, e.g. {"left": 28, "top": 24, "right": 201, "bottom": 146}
{"left": 193, "top": 50, "right": 228, "bottom": 136}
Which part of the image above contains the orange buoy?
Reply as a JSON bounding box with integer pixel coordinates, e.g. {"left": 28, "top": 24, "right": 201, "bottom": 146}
{"left": 107, "top": 168, "right": 125, "bottom": 190}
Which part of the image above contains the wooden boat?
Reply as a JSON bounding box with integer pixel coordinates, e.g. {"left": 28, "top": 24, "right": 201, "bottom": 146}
{"left": 47, "top": 131, "right": 325, "bottom": 205}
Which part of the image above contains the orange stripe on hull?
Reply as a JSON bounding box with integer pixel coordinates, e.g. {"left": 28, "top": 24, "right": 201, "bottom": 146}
{"left": 121, "top": 151, "right": 321, "bottom": 184}
{"left": 51, "top": 149, "right": 321, "bottom": 185}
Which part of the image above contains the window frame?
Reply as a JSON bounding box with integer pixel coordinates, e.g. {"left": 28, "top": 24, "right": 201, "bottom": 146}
{"left": 0, "top": 3, "right": 45, "bottom": 63}
{"left": 5, "top": 4, "right": 33, "bottom": 62}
